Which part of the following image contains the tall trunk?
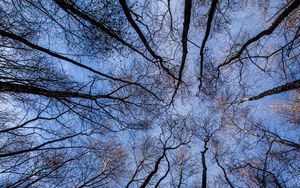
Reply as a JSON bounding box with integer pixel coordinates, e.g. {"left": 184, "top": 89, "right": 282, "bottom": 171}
{"left": 231, "top": 122, "right": 300, "bottom": 149}
{"left": 0, "top": 81, "right": 114, "bottom": 100}
{"left": 171, "top": 0, "right": 193, "bottom": 102}
{"left": 198, "top": 0, "right": 219, "bottom": 89}
{"left": 140, "top": 150, "right": 166, "bottom": 188}
{"left": 177, "top": 165, "right": 183, "bottom": 188}
{"left": 215, "top": 156, "right": 234, "bottom": 188}
{"left": 229, "top": 79, "right": 300, "bottom": 104}
{"left": 201, "top": 140, "right": 209, "bottom": 188}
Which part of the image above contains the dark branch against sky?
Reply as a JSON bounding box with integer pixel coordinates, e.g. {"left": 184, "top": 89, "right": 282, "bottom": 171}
{"left": 0, "top": 0, "right": 299, "bottom": 187}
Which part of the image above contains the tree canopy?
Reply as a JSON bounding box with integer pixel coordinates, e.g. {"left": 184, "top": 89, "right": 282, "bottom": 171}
{"left": 0, "top": 0, "right": 299, "bottom": 187}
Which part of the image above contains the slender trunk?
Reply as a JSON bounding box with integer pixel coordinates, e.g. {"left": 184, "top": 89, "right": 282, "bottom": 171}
{"left": 232, "top": 122, "right": 300, "bottom": 149}
{"left": 0, "top": 81, "right": 114, "bottom": 100}
{"left": 177, "top": 165, "right": 183, "bottom": 188}
{"left": 215, "top": 156, "right": 234, "bottom": 188}
{"left": 201, "top": 141, "right": 209, "bottom": 188}
{"left": 154, "top": 156, "right": 170, "bottom": 188}
{"left": 228, "top": 79, "right": 300, "bottom": 104}
{"left": 140, "top": 150, "right": 166, "bottom": 188}
{"left": 171, "top": 0, "right": 193, "bottom": 102}
{"left": 218, "top": 0, "right": 300, "bottom": 69}
{"left": 198, "top": 0, "right": 219, "bottom": 89}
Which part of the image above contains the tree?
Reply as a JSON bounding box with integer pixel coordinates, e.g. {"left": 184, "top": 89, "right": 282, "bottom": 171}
{"left": 0, "top": 0, "right": 299, "bottom": 187}
{"left": 272, "top": 89, "right": 300, "bottom": 126}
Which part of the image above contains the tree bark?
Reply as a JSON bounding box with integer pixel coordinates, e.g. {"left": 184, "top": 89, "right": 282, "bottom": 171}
{"left": 229, "top": 79, "right": 300, "bottom": 104}
{"left": 0, "top": 81, "right": 119, "bottom": 100}
{"left": 198, "top": 0, "right": 218, "bottom": 89}
{"left": 201, "top": 140, "right": 209, "bottom": 188}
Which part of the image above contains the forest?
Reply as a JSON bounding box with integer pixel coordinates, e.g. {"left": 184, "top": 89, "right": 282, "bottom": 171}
{"left": 0, "top": 0, "right": 299, "bottom": 187}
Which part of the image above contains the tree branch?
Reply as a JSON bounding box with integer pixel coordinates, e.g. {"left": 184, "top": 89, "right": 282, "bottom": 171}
{"left": 54, "top": 0, "right": 176, "bottom": 80}
{"left": 171, "top": 0, "right": 192, "bottom": 103}
{"left": 198, "top": 0, "right": 218, "bottom": 90}
{"left": 0, "top": 81, "right": 122, "bottom": 100}
{"left": 0, "top": 29, "right": 161, "bottom": 100}
{"left": 228, "top": 79, "right": 300, "bottom": 104}
{"left": 119, "top": 0, "right": 175, "bottom": 78}
{"left": 217, "top": 0, "right": 300, "bottom": 72}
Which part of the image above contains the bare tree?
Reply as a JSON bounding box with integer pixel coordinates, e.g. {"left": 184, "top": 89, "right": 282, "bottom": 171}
{"left": 0, "top": 0, "right": 299, "bottom": 187}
